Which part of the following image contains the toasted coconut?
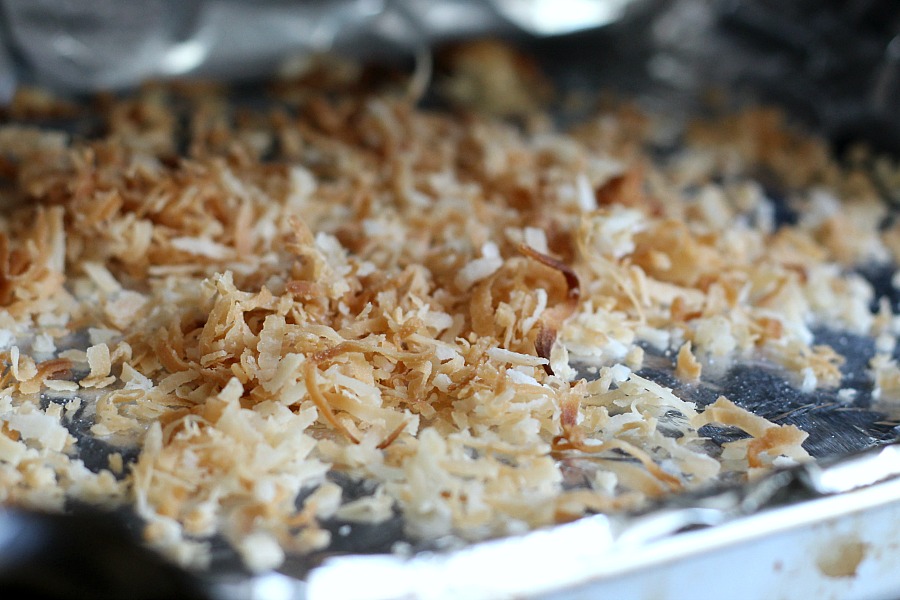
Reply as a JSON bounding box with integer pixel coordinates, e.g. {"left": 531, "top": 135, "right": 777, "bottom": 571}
{"left": 0, "top": 58, "right": 886, "bottom": 570}
{"left": 675, "top": 341, "right": 702, "bottom": 380}
{"left": 518, "top": 244, "right": 581, "bottom": 374}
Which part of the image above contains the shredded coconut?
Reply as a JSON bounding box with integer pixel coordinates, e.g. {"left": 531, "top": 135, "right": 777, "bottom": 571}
{"left": 0, "top": 54, "right": 893, "bottom": 572}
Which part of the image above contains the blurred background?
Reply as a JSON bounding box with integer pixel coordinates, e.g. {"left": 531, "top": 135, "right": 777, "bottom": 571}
{"left": 0, "top": 0, "right": 897, "bottom": 153}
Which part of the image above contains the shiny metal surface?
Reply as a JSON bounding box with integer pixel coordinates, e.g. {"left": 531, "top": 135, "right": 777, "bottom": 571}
{"left": 295, "top": 447, "right": 900, "bottom": 599}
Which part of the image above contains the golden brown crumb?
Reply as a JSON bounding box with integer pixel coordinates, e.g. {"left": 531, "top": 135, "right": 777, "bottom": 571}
{"left": 437, "top": 39, "right": 553, "bottom": 117}
{"left": 675, "top": 341, "right": 702, "bottom": 380}
{"left": 0, "top": 54, "right": 890, "bottom": 570}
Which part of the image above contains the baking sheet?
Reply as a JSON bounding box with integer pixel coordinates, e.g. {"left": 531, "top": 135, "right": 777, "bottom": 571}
{"left": 303, "top": 447, "right": 900, "bottom": 600}
{"left": 1, "top": 1, "right": 899, "bottom": 598}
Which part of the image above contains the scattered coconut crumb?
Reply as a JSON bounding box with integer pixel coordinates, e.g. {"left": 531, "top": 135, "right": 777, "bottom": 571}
{"left": 870, "top": 354, "right": 900, "bottom": 401}
{"left": 80, "top": 343, "right": 116, "bottom": 389}
{"left": 675, "top": 341, "right": 702, "bottom": 380}
{"left": 837, "top": 388, "right": 857, "bottom": 403}
{"left": 108, "top": 452, "right": 124, "bottom": 476}
{"left": 0, "top": 50, "right": 893, "bottom": 573}
{"left": 238, "top": 532, "right": 286, "bottom": 573}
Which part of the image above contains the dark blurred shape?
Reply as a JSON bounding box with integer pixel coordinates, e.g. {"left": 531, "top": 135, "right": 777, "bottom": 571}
{"left": 0, "top": 508, "right": 209, "bottom": 600}
{"left": 716, "top": 0, "right": 900, "bottom": 154}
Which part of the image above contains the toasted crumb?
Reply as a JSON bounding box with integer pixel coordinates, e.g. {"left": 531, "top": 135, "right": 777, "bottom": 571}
{"left": 437, "top": 39, "right": 553, "bottom": 116}
{"left": 108, "top": 452, "right": 124, "bottom": 475}
{"left": 675, "top": 341, "right": 702, "bottom": 380}
{"left": 0, "top": 55, "right": 890, "bottom": 571}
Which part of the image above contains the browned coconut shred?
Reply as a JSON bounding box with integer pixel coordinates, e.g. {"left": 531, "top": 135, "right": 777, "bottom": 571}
{"left": 0, "top": 52, "right": 897, "bottom": 571}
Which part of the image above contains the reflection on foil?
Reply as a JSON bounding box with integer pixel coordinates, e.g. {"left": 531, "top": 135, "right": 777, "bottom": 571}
{"left": 306, "top": 514, "right": 618, "bottom": 600}
{"left": 807, "top": 445, "right": 900, "bottom": 494}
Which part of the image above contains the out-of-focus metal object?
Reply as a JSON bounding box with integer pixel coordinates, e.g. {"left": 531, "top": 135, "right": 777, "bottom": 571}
{"left": 0, "top": 0, "right": 383, "bottom": 94}
{"left": 0, "top": 0, "right": 209, "bottom": 92}
{"left": 0, "top": 0, "right": 649, "bottom": 98}
{"left": 0, "top": 0, "right": 895, "bottom": 152}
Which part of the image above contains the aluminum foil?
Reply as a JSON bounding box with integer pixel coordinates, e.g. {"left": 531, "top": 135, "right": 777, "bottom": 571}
{"left": 301, "top": 446, "right": 900, "bottom": 600}
{"left": 191, "top": 445, "right": 900, "bottom": 599}
{"left": 1, "top": 1, "right": 900, "bottom": 599}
